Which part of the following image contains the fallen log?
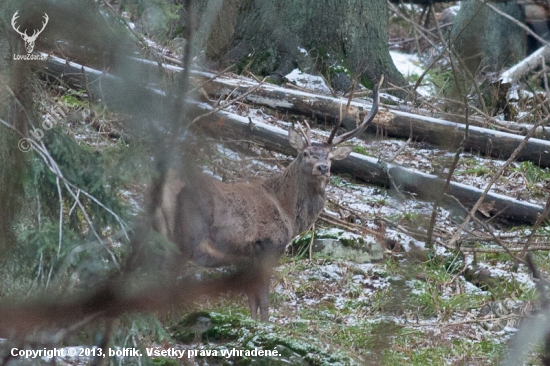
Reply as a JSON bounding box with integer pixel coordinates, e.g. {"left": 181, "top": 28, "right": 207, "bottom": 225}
{"left": 125, "top": 57, "right": 550, "bottom": 168}
{"left": 392, "top": 105, "right": 550, "bottom": 139}
{"left": 38, "top": 54, "right": 549, "bottom": 226}
{"left": 131, "top": 57, "right": 527, "bottom": 129}
{"left": 194, "top": 71, "right": 550, "bottom": 168}
{"left": 63, "top": 54, "right": 550, "bottom": 155}
{"left": 500, "top": 45, "right": 550, "bottom": 86}
{"left": 195, "top": 106, "right": 547, "bottom": 226}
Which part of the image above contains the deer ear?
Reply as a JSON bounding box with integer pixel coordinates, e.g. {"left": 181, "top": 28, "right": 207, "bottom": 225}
{"left": 331, "top": 145, "right": 354, "bottom": 160}
{"left": 288, "top": 128, "right": 306, "bottom": 151}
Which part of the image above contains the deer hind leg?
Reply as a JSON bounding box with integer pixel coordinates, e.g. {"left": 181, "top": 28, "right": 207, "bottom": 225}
{"left": 258, "top": 278, "right": 271, "bottom": 321}
{"left": 246, "top": 267, "right": 264, "bottom": 320}
{"left": 248, "top": 291, "right": 260, "bottom": 320}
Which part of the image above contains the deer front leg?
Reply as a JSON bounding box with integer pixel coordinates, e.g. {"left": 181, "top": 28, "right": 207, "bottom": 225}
{"left": 258, "top": 278, "right": 271, "bottom": 321}
{"left": 246, "top": 241, "right": 281, "bottom": 321}
{"left": 247, "top": 276, "right": 271, "bottom": 321}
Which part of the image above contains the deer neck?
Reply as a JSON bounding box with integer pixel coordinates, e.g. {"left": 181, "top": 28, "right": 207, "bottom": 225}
{"left": 264, "top": 158, "right": 326, "bottom": 236}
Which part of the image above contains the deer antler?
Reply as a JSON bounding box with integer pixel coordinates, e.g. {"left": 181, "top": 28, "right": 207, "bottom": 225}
{"left": 326, "top": 99, "right": 344, "bottom": 145}
{"left": 328, "top": 75, "right": 384, "bottom": 146}
{"left": 297, "top": 120, "right": 312, "bottom": 146}
{"left": 11, "top": 11, "right": 26, "bottom": 37}
{"left": 34, "top": 13, "right": 49, "bottom": 38}
{"left": 11, "top": 12, "right": 48, "bottom": 39}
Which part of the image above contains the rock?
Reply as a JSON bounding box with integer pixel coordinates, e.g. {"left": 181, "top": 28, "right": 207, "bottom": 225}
{"left": 312, "top": 238, "right": 384, "bottom": 263}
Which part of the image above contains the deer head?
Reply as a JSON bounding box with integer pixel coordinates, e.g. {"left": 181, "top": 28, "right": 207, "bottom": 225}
{"left": 286, "top": 125, "right": 353, "bottom": 192}
{"left": 11, "top": 11, "right": 49, "bottom": 54}
{"left": 287, "top": 75, "right": 384, "bottom": 187}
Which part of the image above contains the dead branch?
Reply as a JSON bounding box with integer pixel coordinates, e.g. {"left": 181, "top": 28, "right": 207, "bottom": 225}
{"left": 500, "top": 46, "right": 550, "bottom": 85}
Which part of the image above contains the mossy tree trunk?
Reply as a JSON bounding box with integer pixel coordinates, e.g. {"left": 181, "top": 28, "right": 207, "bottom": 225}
{"left": 0, "top": 3, "right": 31, "bottom": 251}
{"left": 451, "top": 1, "right": 526, "bottom": 75}
{"left": 196, "top": 0, "right": 406, "bottom": 94}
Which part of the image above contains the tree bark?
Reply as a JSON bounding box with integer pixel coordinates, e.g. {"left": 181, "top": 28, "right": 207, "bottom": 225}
{"left": 197, "top": 0, "right": 406, "bottom": 95}
{"left": 451, "top": 1, "right": 526, "bottom": 74}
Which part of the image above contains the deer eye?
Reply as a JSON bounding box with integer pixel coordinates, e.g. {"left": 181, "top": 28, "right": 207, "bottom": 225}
{"left": 303, "top": 151, "right": 310, "bottom": 157}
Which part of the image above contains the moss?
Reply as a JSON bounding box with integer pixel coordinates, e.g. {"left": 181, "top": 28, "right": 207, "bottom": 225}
{"left": 317, "top": 232, "right": 339, "bottom": 240}
{"left": 172, "top": 311, "right": 216, "bottom": 343}
{"left": 504, "top": 102, "right": 518, "bottom": 121}
{"left": 360, "top": 75, "right": 374, "bottom": 89}
{"left": 426, "top": 69, "right": 454, "bottom": 97}
{"left": 338, "top": 236, "right": 364, "bottom": 249}
{"left": 171, "top": 311, "right": 359, "bottom": 364}
{"left": 352, "top": 145, "right": 370, "bottom": 156}
{"left": 289, "top": 232, "right": 314, "bottom": 258}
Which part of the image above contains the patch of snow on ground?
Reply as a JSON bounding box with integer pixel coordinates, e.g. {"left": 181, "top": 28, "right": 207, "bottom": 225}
{"left": 390, "top": 51, "right": 432, "bottom": 96}
{"left": 442, "top": 5, "right": 460, "bottom": 19}
{"left": 390, "top": 51, "right": 423, "bottom": 78}
{"left": 285, "top": 69, "right": 332, "bottom": 94}
{"left": 477, "top": 262, "right": 535, "bottom": 288}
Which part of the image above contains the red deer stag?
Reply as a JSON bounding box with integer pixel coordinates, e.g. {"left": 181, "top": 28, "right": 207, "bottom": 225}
{"left": 154, "top": 78, "right": 382, "bottom": 321}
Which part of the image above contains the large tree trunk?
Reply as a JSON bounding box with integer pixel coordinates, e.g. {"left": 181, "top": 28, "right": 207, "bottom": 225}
{"left": 451, "top": 1, "right": 526, "bottom": 75}
{"left": 198, "top": 0, "right": 407, "bottom": 95}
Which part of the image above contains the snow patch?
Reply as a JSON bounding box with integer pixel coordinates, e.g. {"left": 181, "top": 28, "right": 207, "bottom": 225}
{"left": 390, "top": 51, "right": 423, "bottom": 78}
{"left": 284, "top": 69, "right": 332, "bottom": 94}
{"left": 297, "top": 47, "right": 308, "bottom": 56}
{"left": 390, "top": 51, "right": 432, "bottom": 96}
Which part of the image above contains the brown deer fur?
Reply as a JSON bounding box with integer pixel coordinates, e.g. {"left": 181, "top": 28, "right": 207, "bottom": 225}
{"left": 153, "top": 78, "right": 382, "bottom": 321}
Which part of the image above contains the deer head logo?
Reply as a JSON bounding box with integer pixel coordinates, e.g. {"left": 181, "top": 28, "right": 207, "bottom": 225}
{"left": 11, "top": 11, "right": 49, "bottom": 54}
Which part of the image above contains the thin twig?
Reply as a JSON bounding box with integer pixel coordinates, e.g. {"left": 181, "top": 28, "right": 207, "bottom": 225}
{"left": 386, "top": 137, "right": 411, "bottom": 164}
{"left": 445, "top": 193, "right": 523, "bottom": 263}
{"left": 189, "top": 78, "right": 267, "bottom": 126}
{"left": 308, "top": 224, "right": 315, "bottom": 260}
{"left": 519, "top": 193, "right": 550, "bottom": 257}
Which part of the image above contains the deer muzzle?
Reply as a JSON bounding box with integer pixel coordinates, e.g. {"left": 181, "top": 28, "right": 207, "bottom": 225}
{"left": 314, "top": 164, "right": 330, "bottom": 176}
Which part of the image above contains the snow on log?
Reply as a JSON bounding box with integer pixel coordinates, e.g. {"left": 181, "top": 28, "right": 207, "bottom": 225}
{"left": 128, "top": 56, "right": 550, "bottom": 168}
{"left": 194, "top": 71, "right": 550, "bottom": 168}
{"left": 500, "top": 46, "right": 550, "bottom": 85}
